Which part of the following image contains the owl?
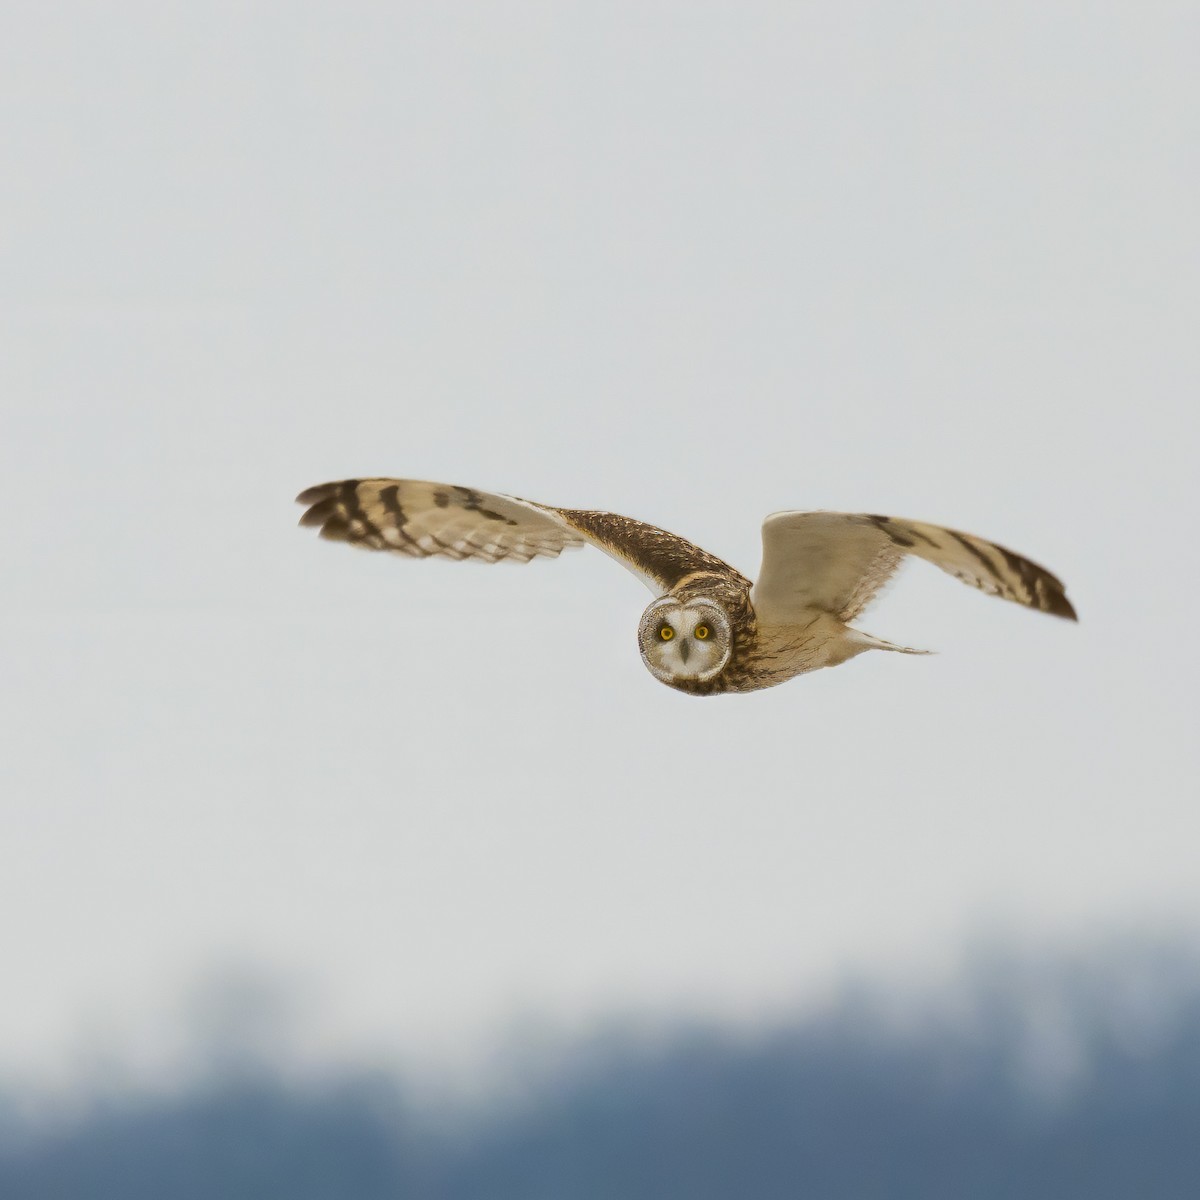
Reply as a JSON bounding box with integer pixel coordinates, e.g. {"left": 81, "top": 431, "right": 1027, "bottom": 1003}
{"left": 296, "top": 478, "right": 1076, "bottom": 696}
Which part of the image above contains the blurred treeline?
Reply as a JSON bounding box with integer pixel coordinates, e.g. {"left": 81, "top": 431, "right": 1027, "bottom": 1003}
{"left": 2, "top": 941, "right": 1199, "bottom": 1198}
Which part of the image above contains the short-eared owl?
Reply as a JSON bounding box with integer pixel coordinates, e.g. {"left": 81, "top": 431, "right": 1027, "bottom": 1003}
{"left": 297, "top": 479, "right": 1075, "bottom": 696}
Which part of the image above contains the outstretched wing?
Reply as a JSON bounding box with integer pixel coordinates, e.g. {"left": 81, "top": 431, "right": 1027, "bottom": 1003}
{"left": 296, "top": 478, "right": 741, "bottom": 596}
{"left": 750, "top": 511, "right": 1076, "bottom": 625}
{"left": 297, "top": 479, "right": 583, "bottom": 563}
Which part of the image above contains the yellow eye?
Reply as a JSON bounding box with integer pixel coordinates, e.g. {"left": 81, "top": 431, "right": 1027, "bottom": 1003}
{"left": 695, "top": 625, "right": 710, "bottom": 640}
{"left": 659, "top": 626, "right": 674, "bottom": 641}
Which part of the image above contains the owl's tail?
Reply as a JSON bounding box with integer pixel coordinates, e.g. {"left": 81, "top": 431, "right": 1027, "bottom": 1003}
{"left": 842, "top": 628, "right": 934, "bottom": 659}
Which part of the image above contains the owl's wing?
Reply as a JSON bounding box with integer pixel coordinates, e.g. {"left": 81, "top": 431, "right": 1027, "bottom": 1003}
{"left": 297, "top": 479, "right": 742, "bottom": 596}
{"left": 750, "top": 511, "right": 1076, "bottom": 624}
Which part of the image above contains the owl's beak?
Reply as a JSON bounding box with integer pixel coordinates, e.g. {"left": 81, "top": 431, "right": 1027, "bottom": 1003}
{"left": 678, "top": 640, "right": 691, "bottom": 664}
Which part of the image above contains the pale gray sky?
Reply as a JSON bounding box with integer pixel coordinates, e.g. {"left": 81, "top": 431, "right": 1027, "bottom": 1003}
{"left": 1, "top": 2, "right": 1197, "bottom": 1083}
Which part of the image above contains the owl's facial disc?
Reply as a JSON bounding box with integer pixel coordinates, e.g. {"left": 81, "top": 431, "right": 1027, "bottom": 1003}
{"left": 638, "top": 597, "right": 732, "bottom": 685}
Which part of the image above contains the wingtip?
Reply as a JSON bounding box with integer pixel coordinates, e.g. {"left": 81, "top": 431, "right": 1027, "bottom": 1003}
{"left": 297, "top": 493, "right": 340, "bottom": 529}
{"left": 296, "top": 482, "right": 337, "bottom": 506}
{"left": 1046, "top": 591, "right": 1078, "bottom": 622}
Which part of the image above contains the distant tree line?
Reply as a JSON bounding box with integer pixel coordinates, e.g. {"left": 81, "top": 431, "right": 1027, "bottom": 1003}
{"left": 3, "top": 946, "right": 1200, "bottom": 1199}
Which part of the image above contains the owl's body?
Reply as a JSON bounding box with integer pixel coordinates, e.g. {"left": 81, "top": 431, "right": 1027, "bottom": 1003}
{"left": 297, "top": 478, "right": 1076, "bottom": 696}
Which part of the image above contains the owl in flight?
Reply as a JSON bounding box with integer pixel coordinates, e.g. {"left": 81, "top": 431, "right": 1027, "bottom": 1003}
{"left": 297, "top": 478, "right": 1075, "bottom": 697}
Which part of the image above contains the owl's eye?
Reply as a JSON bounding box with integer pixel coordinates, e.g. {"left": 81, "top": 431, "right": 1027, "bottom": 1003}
{"left": 659, "top": 626, "right": 674, "bottom": 641}
{"left": 694, "top": 625, "right": 710, "bottom": 640}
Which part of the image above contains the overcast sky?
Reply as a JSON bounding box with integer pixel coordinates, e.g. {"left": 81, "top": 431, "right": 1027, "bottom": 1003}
{"left": 1, "top": 2, "right": 1197, "bottom": 1085}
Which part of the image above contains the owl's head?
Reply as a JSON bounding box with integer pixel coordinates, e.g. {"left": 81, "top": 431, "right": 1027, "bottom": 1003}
{"left": 637, "top": 596, "right": 733, "bottom": 686}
